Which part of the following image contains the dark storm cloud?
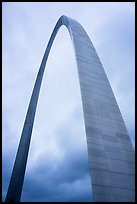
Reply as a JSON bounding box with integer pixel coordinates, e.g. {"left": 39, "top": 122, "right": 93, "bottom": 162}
{"left": 21, "top": 144, "right": 92, "bottom": 202}
{"left": 2, "top": 139, "right": 92, "bottom": 202}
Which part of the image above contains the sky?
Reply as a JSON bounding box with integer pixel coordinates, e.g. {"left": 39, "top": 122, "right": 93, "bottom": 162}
{"left": 2, "top": 2, "right": 135, "bottom": 202}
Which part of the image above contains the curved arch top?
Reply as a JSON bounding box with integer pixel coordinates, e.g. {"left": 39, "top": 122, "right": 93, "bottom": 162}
{"left": 5, "top": 16, "right": 135, "bottom": 202}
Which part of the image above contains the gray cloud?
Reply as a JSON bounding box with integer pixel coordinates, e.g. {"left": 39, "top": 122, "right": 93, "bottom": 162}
{"left": 21, "top": 135, "right": 92, "bottom": 201}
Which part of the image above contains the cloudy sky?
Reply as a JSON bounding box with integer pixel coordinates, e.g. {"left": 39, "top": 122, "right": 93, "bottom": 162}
{"left": 2, "top": 2, "right": 135, "bottom": 202}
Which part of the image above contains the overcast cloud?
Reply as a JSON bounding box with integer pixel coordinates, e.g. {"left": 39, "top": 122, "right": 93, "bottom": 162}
{"left": 2, "top": 2, "right": 135, "bottom": 202}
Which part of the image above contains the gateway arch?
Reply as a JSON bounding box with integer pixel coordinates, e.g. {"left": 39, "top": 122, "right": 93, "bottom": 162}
{"left": 5, "top": 15, "right": 135, "bottom": 202}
